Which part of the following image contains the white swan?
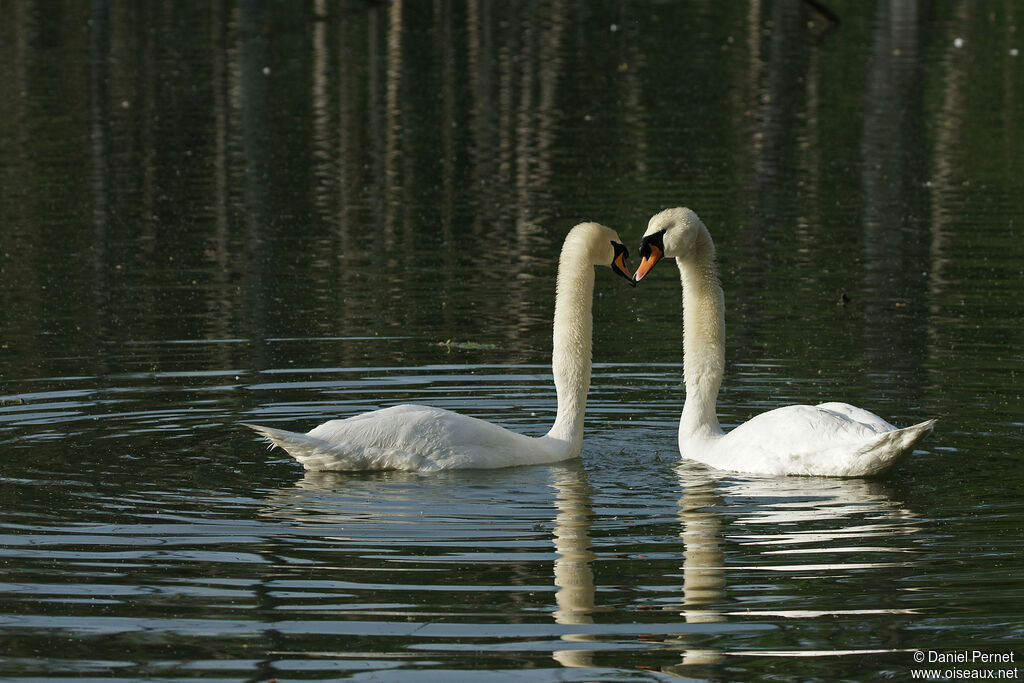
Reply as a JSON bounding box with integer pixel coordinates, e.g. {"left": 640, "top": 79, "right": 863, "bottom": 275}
{"left": 633, "top": 207, "right": 935, "bottom": 477}
{"left": 244, "top": 221, "right": 634, "bottom": 471}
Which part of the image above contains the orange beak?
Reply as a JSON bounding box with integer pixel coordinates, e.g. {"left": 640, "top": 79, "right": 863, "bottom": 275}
{"left": 610, "top": 242, "right": 635, "bottom": 285}
{"left": 633, "top": 243, "right": 663, "bottom": 283}
{"left": 612, "top": 249, "right": 635, "bottom": 285}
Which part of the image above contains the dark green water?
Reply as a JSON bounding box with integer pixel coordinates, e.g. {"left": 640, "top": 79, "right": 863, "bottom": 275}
{"left": 1, "top": 1, "right": 1022, "bottom": 680}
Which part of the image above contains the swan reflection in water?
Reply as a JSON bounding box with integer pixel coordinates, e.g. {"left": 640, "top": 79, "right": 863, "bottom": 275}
{"left": 547, "top": 463, "right": 730, "bottom": 670}
{"left": 669, "top": 462, "right": 923, "bottom": 675}
{"left": 260, "top": 462, "right": 922, "bottom": 675}
{"left": 550, "top": 461, "right": 924, "bottom": 675}
{"left": 549, "top": 463, "right": 599, "bottom": 668}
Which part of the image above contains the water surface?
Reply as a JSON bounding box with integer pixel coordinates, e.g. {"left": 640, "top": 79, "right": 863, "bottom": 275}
{"left": 2, "top": 1, "right": 1023, "bottom": 680}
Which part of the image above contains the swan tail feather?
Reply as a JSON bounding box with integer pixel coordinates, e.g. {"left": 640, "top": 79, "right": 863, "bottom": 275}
{"left": 241, "top": 422, "right": 429, "bottom": 472}
{"left": 850, "top": 419, "right": 937, "bottom": 477}
{"left": 242, "top": 423, "right": 352, "bottom": 470}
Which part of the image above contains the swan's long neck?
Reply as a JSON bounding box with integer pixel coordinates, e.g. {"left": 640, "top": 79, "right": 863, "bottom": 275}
{"left": 678, "top": 233, "right": 725, "bottom": 440}
{"left": 545, "top": 238, "right": 595, "bottom": 454}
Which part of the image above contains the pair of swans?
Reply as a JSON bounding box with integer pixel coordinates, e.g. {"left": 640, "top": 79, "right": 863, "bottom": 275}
{"left": 246, "top": 209, "right": 935, "bottom": 477}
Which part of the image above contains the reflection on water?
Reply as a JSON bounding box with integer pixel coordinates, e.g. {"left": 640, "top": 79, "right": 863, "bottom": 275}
{"left": 550, "top": 463, "right": 598, "bottom": 669}
{"left": 0, "top": 356, "right": 1018, "bottom": 679}
{"left": 2, "top": 0, "right": 1024, "bottom": 679}
{"left": 4, "top": 0, "right": 1020, "bottom": 371}
{"left": 288, "top": 446, "right": 937, "bottom": 676}
{"left": 676, "top": 474, "right": 727, "bottom": 669}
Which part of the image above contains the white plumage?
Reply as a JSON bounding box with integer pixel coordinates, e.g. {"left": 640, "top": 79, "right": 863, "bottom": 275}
{"left": 245, "top": 221, "right": 634, "bottom": 471}
{"left": 245, "top": 405, "right": 551, "bottom": 472}
{"left": 634, "top": 207, "right": 935, "bottom": 477}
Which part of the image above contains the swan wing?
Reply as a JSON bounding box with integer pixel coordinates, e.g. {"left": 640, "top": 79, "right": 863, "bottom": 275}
{"left": 245, "top": 404, "right": 562, "bottom": 471}
{"left": 814, "top": 402, "right": 897, "bottom": 432}
{"left": 699, "top": 405, "right": 934, "bottom": 477}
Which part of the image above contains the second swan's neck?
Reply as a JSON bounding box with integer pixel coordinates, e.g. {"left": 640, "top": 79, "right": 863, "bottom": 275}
{"left": 677, "top": 239, "right": 725, "bottom": 440}
{"left": 545, "top": 239, "right": 595, "bottom": 454}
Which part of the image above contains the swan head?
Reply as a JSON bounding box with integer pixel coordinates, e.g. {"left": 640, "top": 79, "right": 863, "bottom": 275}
{"left": 569, "top": 222, "right": 635, "bottom": 286}
{"left": 633, "top": 207, "right": 710, "bottom": 283}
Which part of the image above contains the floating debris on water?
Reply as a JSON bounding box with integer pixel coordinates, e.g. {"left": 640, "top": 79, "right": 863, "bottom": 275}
{"left": 436, "top": 339, "right": 498, "bottom": 352}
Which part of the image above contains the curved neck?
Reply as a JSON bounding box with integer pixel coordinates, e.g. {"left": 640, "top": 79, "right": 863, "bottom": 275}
{"left": 677, "top": 244, "right": 725, "bottom": 440}
{"left": 544, "top": 242, "right": 595, "bottom": 453}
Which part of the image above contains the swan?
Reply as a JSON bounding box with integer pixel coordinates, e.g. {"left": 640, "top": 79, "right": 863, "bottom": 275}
{"left": 633, "top": 207, "right": 935, "bottom": 477}
{"left": 244, "top": 221, "right": 634, "bottom": 471}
